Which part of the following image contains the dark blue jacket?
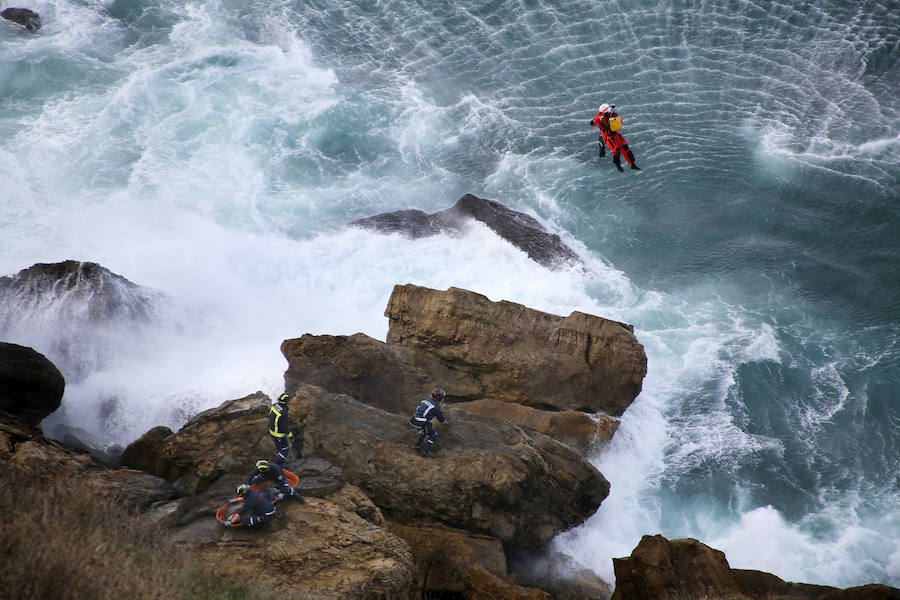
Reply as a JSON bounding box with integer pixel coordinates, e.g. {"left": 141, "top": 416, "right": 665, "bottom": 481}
{"left": 412, "top": 399, "right": 448, "bottom": 425}
{"left": 247, "top": 463, "right": 286, "bottom": 487}
{"left": 268, "top": 401, "right": 294, "bottom": 438}
{"left": 238, "top": 489, "right": 275, "bottom": 518}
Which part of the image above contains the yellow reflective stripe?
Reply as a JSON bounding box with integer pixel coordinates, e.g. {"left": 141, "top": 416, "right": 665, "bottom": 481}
{"left": 269, "top": 430, "right": 287, "bottom": 437}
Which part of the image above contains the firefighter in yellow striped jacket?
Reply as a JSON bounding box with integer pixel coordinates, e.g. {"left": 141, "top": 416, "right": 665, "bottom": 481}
{"left": 269, "top": 393, "right": 298, "bottom": 465}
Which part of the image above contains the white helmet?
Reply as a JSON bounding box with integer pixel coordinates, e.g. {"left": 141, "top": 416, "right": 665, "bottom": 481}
{"left": 599, "top": 103, "right": 611, "bottom": 114}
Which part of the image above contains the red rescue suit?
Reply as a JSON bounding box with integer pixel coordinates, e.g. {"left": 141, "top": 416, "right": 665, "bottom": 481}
{"left": 590, "top": 110, "right": 639, "bottom": 171}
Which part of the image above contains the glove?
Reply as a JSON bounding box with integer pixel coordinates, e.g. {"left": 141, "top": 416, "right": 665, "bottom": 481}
{"left": 588, "top": 120, "right": 594, "bottom": 126}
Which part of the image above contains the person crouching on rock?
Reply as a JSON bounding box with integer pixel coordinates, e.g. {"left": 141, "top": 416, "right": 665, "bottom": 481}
{"left": 269, "top": 392, "right": 299, "bottom": 465}
{"left": 247, "top": 460, "right": 304, "bottom": 503}
{"left": 409, "top": 388, "right": 451, "bottom": 459}
{"left": 226, "top": 484, "right": 276, "bottom": 528}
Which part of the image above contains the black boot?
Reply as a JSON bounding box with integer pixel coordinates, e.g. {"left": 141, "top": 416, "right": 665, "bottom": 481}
{"left": 421, "top": 439, "right": 435, "bottom": 458}
{"left": 599, "top": 146, "right": 606, "bottom": 158}
{"left": 627, "top": 150, "right": 639, "bottom": 170}
{"left": 614, "top": 156, "right": 624, "bottom": 172}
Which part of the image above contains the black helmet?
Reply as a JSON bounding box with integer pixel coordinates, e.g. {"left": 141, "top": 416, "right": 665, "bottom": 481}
{"left": 255, "top": 460, "right": 269, "bottom": 471}
{"left": 431, "top": 388, "right": 445, "bottom": 402}
{"left": 236, "top": 484, "right": 250, "bottom": 496}
{"left": 276, "top": 393, "right": 290, "bottom": 405}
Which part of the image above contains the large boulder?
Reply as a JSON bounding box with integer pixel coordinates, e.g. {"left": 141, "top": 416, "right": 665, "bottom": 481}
{"left": 387, "top": 521, "right": 507, "bottom": 595}
{"left": 186, "top": 495, "right": 418, "bottom": 599}
{"left": 282, "top": 284, "right": 646, "bottom": 431}
{"left": 452, "top": 399, "right": 620, "bottom": 454}
{"left": 350, "top": 194, "right": 582, "bottom": 269}
{"left": 0, "top": 342, "right": 64, "bottom": 426}
{"left": 611, "top": 535, "right": 744, "bottom": 600}
{"left": 464, "top": 564, "right": 553, "bottom": 600}
{"left": 290, "top": 383, "right": 610, "bottom": 547}
{"left": 609, "top": 535, "right": 900, "bottom": 600}
{"left": 384, "top": 284, "right": 645, "bottom": 416}
{"left": 120, "top": 391, "right": 273, "bottom": 494}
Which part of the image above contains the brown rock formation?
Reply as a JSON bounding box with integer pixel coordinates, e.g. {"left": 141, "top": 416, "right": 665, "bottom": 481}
{"left": 120, "top": 391, "right": 273, "bottom": 494}
{"left": 188, "top": 498, "right": 417, "bottom": 600}
{"left": 464, "top": 564, "right": 554, "bottom": 600}
{"left": 611, "top": 535, "right": 744, "bottom": 600}
{"left": 453, "top": 399, "right": 619, "bottom": 453}
{"left": 385, "top": 284, "right": 645, "bottom": 416}
{"left": 281, "top": 283, "right": 646, "bottom": 454}
{"left": 610, "top": 534, "right": 900, "bottom": 600}
{"left": 387, "top": 521, "right": 507, "bottom": 594}
{"left": 290, "top": 382, "right": 610, "bottom": 547}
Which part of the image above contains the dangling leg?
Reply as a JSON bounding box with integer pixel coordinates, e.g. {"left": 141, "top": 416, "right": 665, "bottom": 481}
{"left": 622, "top": 145, "right": 640, "bottom": 170}
{"left": 598, "top": 132, "right": 606, "bottom": 157}
{"left": 613, "top": 152, "right": 624, "bottom": 172}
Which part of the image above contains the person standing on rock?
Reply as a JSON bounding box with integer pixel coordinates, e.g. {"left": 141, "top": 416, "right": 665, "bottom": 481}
{"left": 409, "top": 388, "right": 451, "bottom": 459}
{"left": 247, "top": 460, "right": 305, "bottom": 503}
{"left": 225, "top": 484, "right": 276, "bottom": 528}
{"left": 269, "top": 392, "right": 299, "bottom": 465}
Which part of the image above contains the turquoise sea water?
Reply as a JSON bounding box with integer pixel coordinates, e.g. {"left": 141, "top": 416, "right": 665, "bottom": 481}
{"left": 2, "top": 0, "right": 898, "bottom": 589}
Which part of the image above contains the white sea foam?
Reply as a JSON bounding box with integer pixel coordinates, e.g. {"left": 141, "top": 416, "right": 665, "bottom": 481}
{"left": 2, "top": 0, "right": 898, "bottom": 591}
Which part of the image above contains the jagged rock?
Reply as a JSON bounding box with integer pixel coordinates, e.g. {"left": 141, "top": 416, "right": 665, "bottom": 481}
{"left": 384, "top": 284, "right": 645, "bottom": 416}
{"left": 119, "top": 391, "right": 273, "bottom": 494}
{"left": 186, "top": 497, "right": 418, "bottom": 599}
{"left": 282, "top": 284, "right": 646, "bottom": 444}
{"left": 464, "top": 564, "right": 553, "bottom": 600}
{"left": 609, "top": 535, "right": 897, "bottom": 600}
{"left": 732, "top": 568, "right": 836, "bottom": 598}
{"left": 281, "top": 332, "right": 421, "bottom": 415}
{"left": 86, "top": 468, "right": 180, "bottom": 512}
{"left": 291, "top": 383, "right": 610, "bottom": 547}
{"left": 453, "top": 399, "right": 619, "bottom": 453}
{"left": 508, "top": 549, "right": 613, "bottom": 600}
{"left": 1, "top": 7, "right": 41, "bottom": 32}
{"left": 611, "top": 535, "right": 746, "bottom": 600}
{"left": 0, "top": 342, "right": 64, "bottom": 426}
{"left": 387, "top": 521, "right": 507, "bottom": 594}
{"left": 120, "top": 425, "right": 174, "bottom": 475}
{"left": 0, "top": 261, "right": 159, "bottom": 326}
{"left": 0, "top": 261, "right": 164, "bottom": 380}
{"left": 350, "top": 194, "right": 582, "bottom": 269}
{"left": 813, "top": 585, "right": 900, "bottom": 600}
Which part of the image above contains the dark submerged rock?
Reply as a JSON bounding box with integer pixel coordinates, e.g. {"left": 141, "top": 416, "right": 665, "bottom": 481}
{"left": 351, "top": 193, "right": 582, "bottom": 269}
{"left": 1, "top": 7, "right": 41, "bottom": 32}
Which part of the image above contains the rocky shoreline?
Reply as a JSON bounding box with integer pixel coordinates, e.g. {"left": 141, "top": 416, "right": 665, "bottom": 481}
{"left": 2, "top": 206, "right": 899, "bottom": 598}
